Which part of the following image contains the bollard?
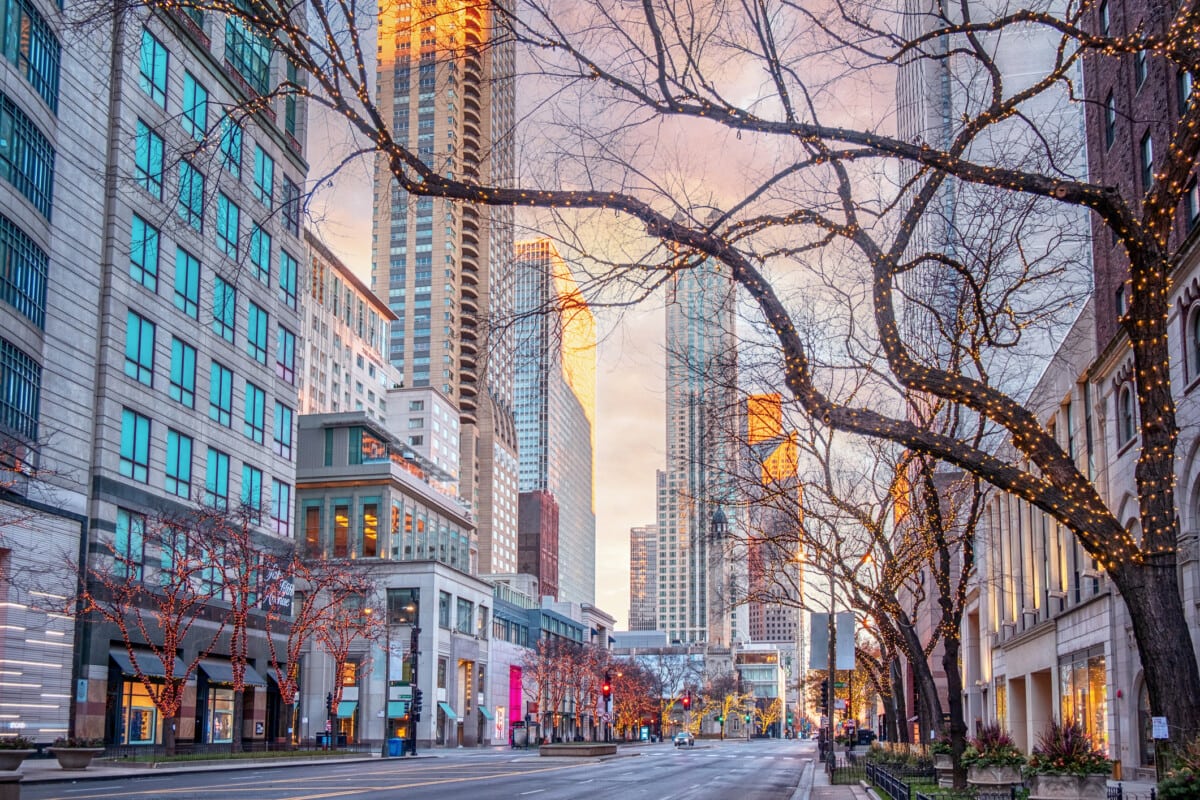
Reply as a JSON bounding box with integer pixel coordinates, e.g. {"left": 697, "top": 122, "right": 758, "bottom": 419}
{"left": 0, "top": 771, "right": 22, "bottom": 800}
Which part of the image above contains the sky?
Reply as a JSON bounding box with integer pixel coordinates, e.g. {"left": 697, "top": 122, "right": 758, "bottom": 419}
{"left": 306, "top": 127, "right": 664, "bottom": 630}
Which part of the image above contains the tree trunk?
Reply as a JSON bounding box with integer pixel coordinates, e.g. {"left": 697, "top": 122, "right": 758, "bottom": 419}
{"left": 896, "top": 616, "right": 944, "bottom": 741}
{"left": 164, "top": 715, "right": 177, "bottom": 756}
{"left": 942, "top": 632, "right": 968, "bottom": 789}
{"left": 891, "top": 657, "right": 909, "bottom": 743}
{"left": 1115, "top": 559, "right": 1200, "bottom": 745}
{"left": 286, "top": 702, "right": 298, "bottom": 745}
{"left": 232, "top": 689, "right": 245, "bottom": 751}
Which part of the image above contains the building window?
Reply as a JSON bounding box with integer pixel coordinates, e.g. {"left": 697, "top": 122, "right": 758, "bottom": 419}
{"left": 177, "top": 160, "right": 205, "bottom": 231}
{"left": 213, "top": 274, "right": 236, "bottom": 341}
{"left": 135, "top": 120, "right": 164, "bottom": 200}
{"left": 285, "top": 60, "right": 299, "bottom": 137}
{"left": 276, "top": 324, "right": 295, "bottom": 384}
{"left": 1098, "top": 0, "right": 1109, "bottom": 34}
{"left": 0, "top": 337, "right": 40, "bottom": 441}
{"left": 216, "top": 193, "right": 240, "bottom": 259}
{"left": 209, "top": 361, "right": 233, "bottom": 427}
{"left": 173, "top": 247, "right": 200, "bottom": 318}
{"left": 114, "top": 508, "right": 145, "bottom": 581}
{"left": 273, "top": 401, "right": 293, "bottom": 458}
{"left": 225, "top": 14, "right": 272, "bottom": 96}
{"left": 1180, "top": 70, "right": 1195, "bottom": 112}
{"left": 361, "top": 500, "right": 379, "bottom": 557}
{"left": 0, "top": 213, "right": 48, "bottom": 328}
{"left": 182, "top": 71, "right": 208, "bottom": 140}
{"left": 241, "top": 463, "right": 262, "bottom": 516}
{"left": 169, "top": 337, "right": 196, "bottom": 408}
{"left": 128, "top": 214, "right": 159, "bottom": 292}
{"left": 304, "top": 503, "right": 321, "bottom": 554}
{"left": 1141, "top": 131, "right": 1154, "bottom": 190}
{"left": 220, "top": 115, "right": 242, "bottom": 178}
{"left": 279, "top": 249, "right": 298, "bottom": 308}
{"left": 1058, "top": 649, "right": 1108, "bottom": 753}
{"left": 1191, "top": 308, "right": 1200, "bottom": 380}
{"left": 7, "top": 0, "right": 60, "bottom": 112}
{"left": 243, "top": 380, "right": 265, "bottom": 443}
{"left": 333, "top": 501, "right": 350, "bottom": 557}
{"left": 138, "top": 27, "right": 167, "bottom": 108}
{"left": 123, "top": 310, "right": 156, "bottom": 385}
{"left": 165, "top": 428, "right": 192, "bottom": 499}
{"left": 246, "top": 301, "right": 268, "bottom": 363}
{"left": 1187, "top": 180, "right": 1200, "bottom": 231}
{"left": 439, "top": 591, "right": 451, "bottom": 628}
{"left": 253, "top": 145, "right": 274, "bottom": 208}
{"left": 119, "top": 408, "right": 151, "bottom": 483}
{"left": 1117, "top": 383, "right": 1136, "bottom": 446}
{"left": 1104, "top": 92, "right": 1116, "bottom": 149}
{"left": 249, "top": 224, "right": 271, "bottom": 284}
{"left": 204, "top": 447, "right": 230, "bottom": 510}
{"left": 387, "top": 588, "right": 419, "bottom": 625}
{"left": 281, "top": 177, "right": 300, "bottom": 235}
{"left": 1135, "top": 50, "right": 1148, "bottom": 88}
{"left": 271, "top": 479, "right": 291, "bottom": 536}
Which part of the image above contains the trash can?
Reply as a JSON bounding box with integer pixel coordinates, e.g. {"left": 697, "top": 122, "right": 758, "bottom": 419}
{"left": 388, "top": 738, "right": 403, "bottom": 757}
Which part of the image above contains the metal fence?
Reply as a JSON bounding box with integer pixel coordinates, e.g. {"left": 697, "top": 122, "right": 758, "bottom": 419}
{"left": 909, "top": 782, "right": 1157, "bottom": 800}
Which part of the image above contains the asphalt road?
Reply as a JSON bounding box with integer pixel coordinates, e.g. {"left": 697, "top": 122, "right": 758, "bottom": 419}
{"left": 24, "top": 739, "right": 814, "bottom": 800}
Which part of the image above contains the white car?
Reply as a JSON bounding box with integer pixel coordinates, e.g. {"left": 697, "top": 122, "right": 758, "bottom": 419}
{"left": 674, "top": 731, "right": 695, "bottom": 747}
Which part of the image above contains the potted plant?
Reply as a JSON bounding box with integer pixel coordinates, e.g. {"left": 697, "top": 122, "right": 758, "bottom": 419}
{"left": 962, "top": 724, "right": 1026, "bottom": 790}
{"left": 1024, "top": 720, "right": 1112, "bottom": 799}
{"left": 1159, "top": 735, "right": 1200, "bottom": 800}
{"left": 0, "top": 736, "right": 36, "bottom": 771}
{"left": 49, "top": 737, "right": 105, "bottom": 771}
{"left": 931, "top": 738, "right": 955, "bottom": 787}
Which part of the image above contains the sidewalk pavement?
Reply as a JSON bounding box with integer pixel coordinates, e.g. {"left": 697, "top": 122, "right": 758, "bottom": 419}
{"left": 12, "top": 752, "right": 386, "bottom": 785}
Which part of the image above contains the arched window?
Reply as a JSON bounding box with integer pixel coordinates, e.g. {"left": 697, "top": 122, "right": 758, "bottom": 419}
{"left": 1118, "top": 384, "right": 1136, "bottom": 446}
{"left": 1191, "top": 307, "right": 1200, "bottom": 377}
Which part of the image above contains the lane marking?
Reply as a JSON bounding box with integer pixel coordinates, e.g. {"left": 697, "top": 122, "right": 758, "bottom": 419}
{"left": 520, "top": 791, "right": 545, "bottom": 796}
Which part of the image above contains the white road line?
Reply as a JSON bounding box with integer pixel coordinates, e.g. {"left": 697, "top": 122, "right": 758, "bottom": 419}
{"left": 520, "top": 790, "right": 545, "bottom": 796}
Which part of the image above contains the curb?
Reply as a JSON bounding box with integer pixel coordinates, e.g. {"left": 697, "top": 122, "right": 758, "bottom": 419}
{"left": 19, "top": 755, "right": 400, "bottom": 785}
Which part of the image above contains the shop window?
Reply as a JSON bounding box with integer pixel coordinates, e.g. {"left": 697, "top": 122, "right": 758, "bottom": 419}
{"left": 1058, "top": 648, "right": 1108, "bottom": 753}
{"left": 1117, "top": 383, "right": 1136, "bottom": 446}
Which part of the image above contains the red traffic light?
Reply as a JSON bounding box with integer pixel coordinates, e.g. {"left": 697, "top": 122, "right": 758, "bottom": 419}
{"left": 602, "top": 682, "right": 612, "bottom": 697}
{"left": 682, "top": 693, "right": 691, "bottom": 709}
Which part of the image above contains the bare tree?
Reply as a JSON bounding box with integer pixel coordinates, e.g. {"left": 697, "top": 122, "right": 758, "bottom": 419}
{"left": 113, "top": 0, "right": 1200, "bottom": 738}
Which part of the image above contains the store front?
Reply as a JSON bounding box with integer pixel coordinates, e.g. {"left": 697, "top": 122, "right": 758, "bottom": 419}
{"left": 108, "top": 648, "right": 185, "bottom": 746}
{"left": 1059, "top": 646, "right": 1108, "bottom": 752}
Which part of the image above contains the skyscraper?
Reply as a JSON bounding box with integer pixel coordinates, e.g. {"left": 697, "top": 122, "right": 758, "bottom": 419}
{"left": 629, "top": 524, "right": 658, "bottom": 631}
{"left": 512, "top": 238, "right": 596, "bottom": 603}
{"left": 372, "top": 0, "right": 518, "bottom": 573}
{"left": 657, "top": 254, "right": 739, "bottom": 644}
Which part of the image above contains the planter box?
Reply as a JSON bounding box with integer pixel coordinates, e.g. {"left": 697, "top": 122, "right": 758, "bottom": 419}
{"left": 1027, "top": 773, "right": 1108, "bottom": 799}
{"left": 967, "top": 764, "right": 1023, "bottom": 790}
{"left": 0, "top": 750, "right": 34, "bottom": 771}
{"left": 49, "top": 747, "right": 105, "bottom": 771}
{"left": 538, "top": 743, "right": 617, "bottom": 757}
{"left": 934, "top": 753, "right": 954, "bottom": 788}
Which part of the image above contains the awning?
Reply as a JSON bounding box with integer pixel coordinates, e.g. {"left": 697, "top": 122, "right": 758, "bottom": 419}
{"left": 200, "top": 660, "right": 268, "bottom": 687}
{"left": 438, "top": 701, "right": 458, "bottom": 720}
{"left": 387, "top": 701, "right": 408, "bottom": 718}
{"left": 336, "top": 701, "right": 358, "bottom": 718}
{"left": 110, "top": 649, "right": 185, "bottom": 678}
{"left": 478, "top": 706, "right": 494, "bottom": 721}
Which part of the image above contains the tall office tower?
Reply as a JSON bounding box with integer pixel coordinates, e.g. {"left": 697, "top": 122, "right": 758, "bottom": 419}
{"left": 517, "top": 490, "right": 560, "bottom": 601}
{"left": 0, "top": 3, "right": 309, "bottom": 746}
{"left": 300, "top": 231, "right": 399, "bottom": 422}
{"left": 629, "top": 524, "right": 659, "bottom": 631}
{"left": 373, "top": 0, "right": 518, "bottom": 575}
{"left": 894, "top": 0, "right": 1090, "bottom": 373}
{"left": 742, "top": 395, "right": 807, "bottom": 707}
{"left": 656, "top": 256, "right": 739, "bottom": 645}
{"left": 512, "top": 238, "right": 597, "bottom": 603}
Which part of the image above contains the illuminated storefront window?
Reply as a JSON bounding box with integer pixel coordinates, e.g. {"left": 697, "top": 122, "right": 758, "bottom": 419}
{"left": 1059, "top": 647, "right": 1108, "bottom": 753}
{"left": 208, "top": 688, "right": 234, "bottom": 743}
{"left": 121, "top": 681, "right": 161, "bottom": 744}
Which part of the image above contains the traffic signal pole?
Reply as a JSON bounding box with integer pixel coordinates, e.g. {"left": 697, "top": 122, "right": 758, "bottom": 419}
{"left": 408, "top": 626, "right": 422, "bottom": 756}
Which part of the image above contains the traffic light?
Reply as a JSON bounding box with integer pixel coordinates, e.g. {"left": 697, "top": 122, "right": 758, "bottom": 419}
{"left": 325, "top": 692, "right": 333, "bottom": 716}
{"left": 717, "top": 715, "right": 724, "bottom": 724}
{"left": 682, "top": 691, "right": 691, "bottom": 710}
{"left": 602, "top": 671, "right": 612, "bottom": 700}
{"left": 744, "top": 714, "right": 751, "bottom": 724}
{"left": 412, "top": 687, "right": 424, "bottom": 721}
{"left": 819, "top": 679, "right": 829, "bottom": 714}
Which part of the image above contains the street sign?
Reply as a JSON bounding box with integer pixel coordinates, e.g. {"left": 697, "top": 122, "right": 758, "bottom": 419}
{"left": 834, "top": 682, "right": 847, "bottom": 688}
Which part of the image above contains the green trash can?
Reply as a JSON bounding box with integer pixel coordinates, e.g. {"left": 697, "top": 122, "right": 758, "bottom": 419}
{"left": 388, "top": 738, "right": 403, "bottom": 757}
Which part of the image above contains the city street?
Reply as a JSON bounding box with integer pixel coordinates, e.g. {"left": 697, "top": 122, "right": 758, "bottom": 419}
{"left": 22, "top": 739, "right": 813, "bottom": 800}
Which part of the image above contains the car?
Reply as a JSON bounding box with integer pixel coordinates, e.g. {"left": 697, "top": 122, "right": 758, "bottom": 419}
{"left": 674, "top": 731, "right": 695, "bottom": 747}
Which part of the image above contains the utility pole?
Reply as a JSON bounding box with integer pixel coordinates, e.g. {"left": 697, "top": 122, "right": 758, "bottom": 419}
{"left": 827, "top": 577, "right": 837, "bottom": 771}
{"left": 408, "top": 626, "right": 421, "bottom": 756}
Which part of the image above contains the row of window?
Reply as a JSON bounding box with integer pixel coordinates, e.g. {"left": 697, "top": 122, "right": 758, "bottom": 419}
{"left": 129, "top": 213, "right": 298, "bottom": 313}
{"left": 2, "top": 0, "right": 60, "bottom": 112}
{"left": 0, "top": 92, "right": 55, "bottom": 218}
{"left": 118, "top": 408, "right": 292, "bottom": 535}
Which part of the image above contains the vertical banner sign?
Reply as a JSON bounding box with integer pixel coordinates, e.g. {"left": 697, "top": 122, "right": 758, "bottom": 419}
{"left": 808, "top": 613, "right": 857, "bottom": 671}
